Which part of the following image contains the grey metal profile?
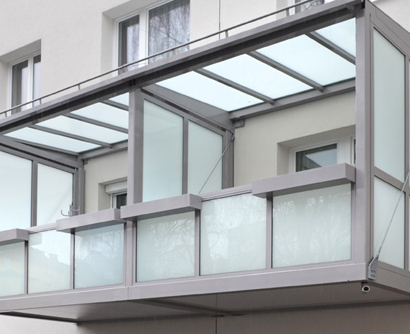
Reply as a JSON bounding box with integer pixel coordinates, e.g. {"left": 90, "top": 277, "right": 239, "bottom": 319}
{"left": 121, "top": 194, "right": 202, "bottom": 220}
{"left": 252, "top": 163, "right": 356, "bottom": 198}
{"left": 56, "top": 208, "right": 124, "bottom": 233}
{"left": 0, "top": 229, "right": 29, "bottom": 245}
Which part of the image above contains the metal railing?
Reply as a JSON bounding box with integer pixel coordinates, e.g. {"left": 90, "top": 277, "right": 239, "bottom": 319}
{"left": 0, "top": 0, "right": 320, "bottom": 117}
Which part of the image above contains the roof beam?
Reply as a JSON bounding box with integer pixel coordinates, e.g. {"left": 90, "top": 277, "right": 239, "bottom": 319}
{"left": 306, "top": 32, "right": 356, "bottom": 64}
{"left": 249, "top": 51, "right": 324, "bottom": 91}
{"left": 195, "top": 69, "right": 275, "bottom": 105}
{"left": 65, "top": 113, "right": 128, "bottom": 134}
{"left": 30, "top": 125, "right": 110, "bottom": 148}
{"left": 230, "top": 79, "right": 355, "bottom": 119}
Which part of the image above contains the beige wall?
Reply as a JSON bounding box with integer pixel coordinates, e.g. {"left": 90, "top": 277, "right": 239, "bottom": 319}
{"left": 234, "top": 92, "right": 356, "bottom": 186}
{"left": 84, "top": 150, "right": 127, "bottom": 213}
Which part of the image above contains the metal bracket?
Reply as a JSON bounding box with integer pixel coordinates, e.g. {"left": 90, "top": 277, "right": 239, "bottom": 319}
{"left": 61, "top": 204, "right": 80, "bottom": 217}
{"left": 233, "top": 119, "right": 245, "bottom": 129}
{"left": 368, "top": 257, "right": 378, "bottom": 281}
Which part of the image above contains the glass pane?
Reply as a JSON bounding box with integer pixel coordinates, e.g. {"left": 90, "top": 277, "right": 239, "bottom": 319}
{"left": 5, "top": 127, "right": 100, "bottom": 153}
{"left": 374, "top": 30, "right": 405, "bottom": 182}
{"left": 75, "top": 224, "right": 124, "bottom": 288}
{"left": 108, "top": 93, "right": 129, "bottom": 106}
{"left": 257, "top": 35, "right": 356, "bottom": 85}
{"left": 0, "top": 151, "right": 31, "bottom": 231}
{"left": 148, "top": 0, "right": 190, "bottom": 61}
{"left": 33, "top": 54, "right": 41, "bottom": 104}
{"left": 201, "top": 194, "right": 266, "bottom": 275}
{"left": 188, "top": 122, "right": 222, "bottom": 194}
{"left": 137, "top": 212, "right": 195, "bottom": 281}
{"left": 374, "top": 178, "right": 404, "bottom": 269}
{"left": 315, "top": 19, "right": 356, "bottom": 57}
{"left": 72, "top": 102, "right": 129, "bottom": 129}
{"left": 119, "top": 15, "right": 139, "bottom": 70}
{"left": 0, "top": 242, "right": 25, "bottom": 296}
{"left": 295, "top": 144, "right": 337, "bottom": 171}
{"left": 37, "top": 164, "right": 73, "bottom": 225}
{"left": 143, "top": 101, "right": 183, "bottom": 202}
{"left": 28, "top": 230, "right": 71, "bottom": 293}
{"left": 272, "top": 184, "right": 351, "bottom": 268}
{"left": 37, "top": 116, "right": 128, "bottom": 144}
{"left": 11, "top": 60, "right": 28, "bottom": 113}
{"left": 157, "top": 71, "right": 263, "bottom": 111}
{"left": 204, "top": 55, "right": 311, "bottom": 99}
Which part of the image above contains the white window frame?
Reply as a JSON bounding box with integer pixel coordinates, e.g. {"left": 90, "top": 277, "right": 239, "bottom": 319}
{"left": 289, "top": 135, "right": 355, "bottom": 173}
{"left": 105, "top": 181, "right": 127, "bottom": 209}
{"left": 8, "top": 52, "right": 41, "bottom": 112}
{"left": 116, "top": 0, "right": 189, "bottom": 68}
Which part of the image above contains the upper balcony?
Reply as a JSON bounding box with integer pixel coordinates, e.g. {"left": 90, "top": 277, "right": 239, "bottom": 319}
{"left": 0, "top": 0, "right": 409, "bottom": 324}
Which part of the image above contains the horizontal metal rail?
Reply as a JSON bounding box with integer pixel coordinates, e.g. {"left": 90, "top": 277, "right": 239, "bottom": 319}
{"left": 0, "top": 0, "right": 324, "bottom": 117}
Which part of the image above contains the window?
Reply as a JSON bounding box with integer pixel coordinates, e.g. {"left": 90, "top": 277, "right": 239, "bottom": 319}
{"left": 11, "top": 54, "right": 41, "bottom": 113}
{"left": 105, "top": 181, "right": 127, "bottom": 209}
{"left": 118, "top": 0, "right": 190, "bottom": 69}
{"left": 296, "top": 144, "right": 337, "bottom": 171}
{"left": 290, "top": 136, "right": 355, "bottom": 173}
{"left": 288, "top": 0, "right": 332, "bottom": 15}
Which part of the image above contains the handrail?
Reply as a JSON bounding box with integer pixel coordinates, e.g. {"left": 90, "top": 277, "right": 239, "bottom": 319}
{"left": 0, "top": 0, "right": 321, "bottom": 117}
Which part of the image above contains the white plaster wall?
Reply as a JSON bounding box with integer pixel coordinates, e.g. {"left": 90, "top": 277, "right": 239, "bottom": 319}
{"left": 0, "top": 315, "right": 76, "bottom": 334}
{"left": 234, "top": 92, "right": 356, "bottom": 186}
{"left": 84, "top": 150, "right": 127, "bottom": 213}
{"left": 373, "top": 0, "right": 410, "bottom": 33}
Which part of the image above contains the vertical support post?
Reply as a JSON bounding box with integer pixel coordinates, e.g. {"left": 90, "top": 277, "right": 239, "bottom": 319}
{"left": 266, "top": 197, "right": 273, "bottom": 269}
{"left": 125, "top": 87, "right": 144, "bottom": 286}
{"left": 194, "top": 209, "right": 200, "bottom": 276}
{"left": 74, "top": 159, "right": 86, "bottom": 215}
{"left": 31, "top": 160, "right": 38, "bottom": 227}
{"left": 355, "top": 9, "right": 372, "bottom": 266}
{"left": 182, "top": 118, "right": 189, "bottom": 194}
{"left": 222, "top": 131, "right": 234, "bottom": 189}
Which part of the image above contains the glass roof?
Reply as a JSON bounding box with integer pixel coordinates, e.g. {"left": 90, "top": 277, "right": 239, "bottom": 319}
{"left": 5, "top": 94, "right": 129, "bottom": 154}
{"left": 2, "top": 18, "right": 356, "bottom": 155}
{"left": 156, "top": 18, "right": 356, "bottom": 111}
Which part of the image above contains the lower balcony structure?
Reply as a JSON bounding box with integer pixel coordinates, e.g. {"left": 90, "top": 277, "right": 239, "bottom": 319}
{"left": 2, "top": 0, "right": 410, "bottom": 325}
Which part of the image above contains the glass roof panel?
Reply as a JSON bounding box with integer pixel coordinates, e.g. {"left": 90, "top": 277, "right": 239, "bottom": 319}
{"left": 315, "top": 18, "right": 356, "bottom": 57}
{"left": 108, "top": 93, "right": 129, "bottom": 106}
{"left": 36, "top": 116, "right": 128, "bottom": 144}
{"left": 5, "top": 128, "right": 100, "bottom": 153}
{"left": 203, "top": 54, "right": 312, "bottom": 99}
{"left": 257, "top": 35, "right": 356, "bottom": 85}
{"left": 72, "top": 103, "right": 129, "bottom": 129}
{"left": 156, "top": 71, "right": 263, "bottom": 111}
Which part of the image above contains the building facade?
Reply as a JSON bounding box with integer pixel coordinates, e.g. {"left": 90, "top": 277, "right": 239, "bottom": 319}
{"left": 1, "top": 0, "right": 410, "bottom": 333}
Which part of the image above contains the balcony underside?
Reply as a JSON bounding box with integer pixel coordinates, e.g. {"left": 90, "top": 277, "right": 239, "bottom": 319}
{"left": 3, "top": 278, "right": 410, "bottom": 323}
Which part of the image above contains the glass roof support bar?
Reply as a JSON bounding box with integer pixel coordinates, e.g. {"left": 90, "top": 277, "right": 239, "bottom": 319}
{"left": 195, "top": 69, "right": 276, "bottom": 105}
{"left": 307, "top": 32, "right": 356, "bottom": 64}
{"left": 248, "top": 51, "right": 324, "bottom": 91}
{"left": 230, "top": 78, "right": 355, "bottom": 119}
{"left": 29, "top": 125, "right": 112, "bottom": 148}
{"left": 65, "top": 114, "right": 128, "bottom": 134}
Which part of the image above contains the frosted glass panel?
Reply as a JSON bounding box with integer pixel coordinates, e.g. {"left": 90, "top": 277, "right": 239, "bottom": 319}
{"left": 315, "top": 19, "right": 356, "bottom": 57}
{"left": 137, "top": 212, "right": 195, "bottom": 281}
{"left": 37, "top": 116, "right": 128, "bottom": 144}
{"left": 157, "top": 72, "right": 263, "bottom": 111}
{"left": 204, "top": 54, "right": 311, "bottom": 99}
{"left": 272, "top": 184, "right": 351, "bottom": 268}
{"left": 374, "top": 30, "right": 405, "bottom": 181}
{"left": 143, "top": 101, "right": 183, "bottom": 202}
{"left": 0, "top": 151, "right": 31, "bottom": 230}
{"left": 29, "top": 230, "right": 71, "bottom": 293}
{"left": 257, "top": 35, "right": 355, "bottom": 85}
{"left": 188, "top": 122, "right": 222, "bottom": 194}
{"left": 0, "top": 242, "right": 25, "bottom": 296}
{"left": 72, "top": 102, "right": 129, "bottom": 129}
{"left": 75, "top": 224, "right": 124, "bottom": 288}
{"left": 5, "top": 127, "right": 99, "bottom": 153}
{"left": 37, "top": 164, "right": 73, "bottom": 225}
{"left": 201, "top": 194, "right": 266, "bottom": 275}
{"left": 374, "top": 178, "right": 404, "bottom": 269}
